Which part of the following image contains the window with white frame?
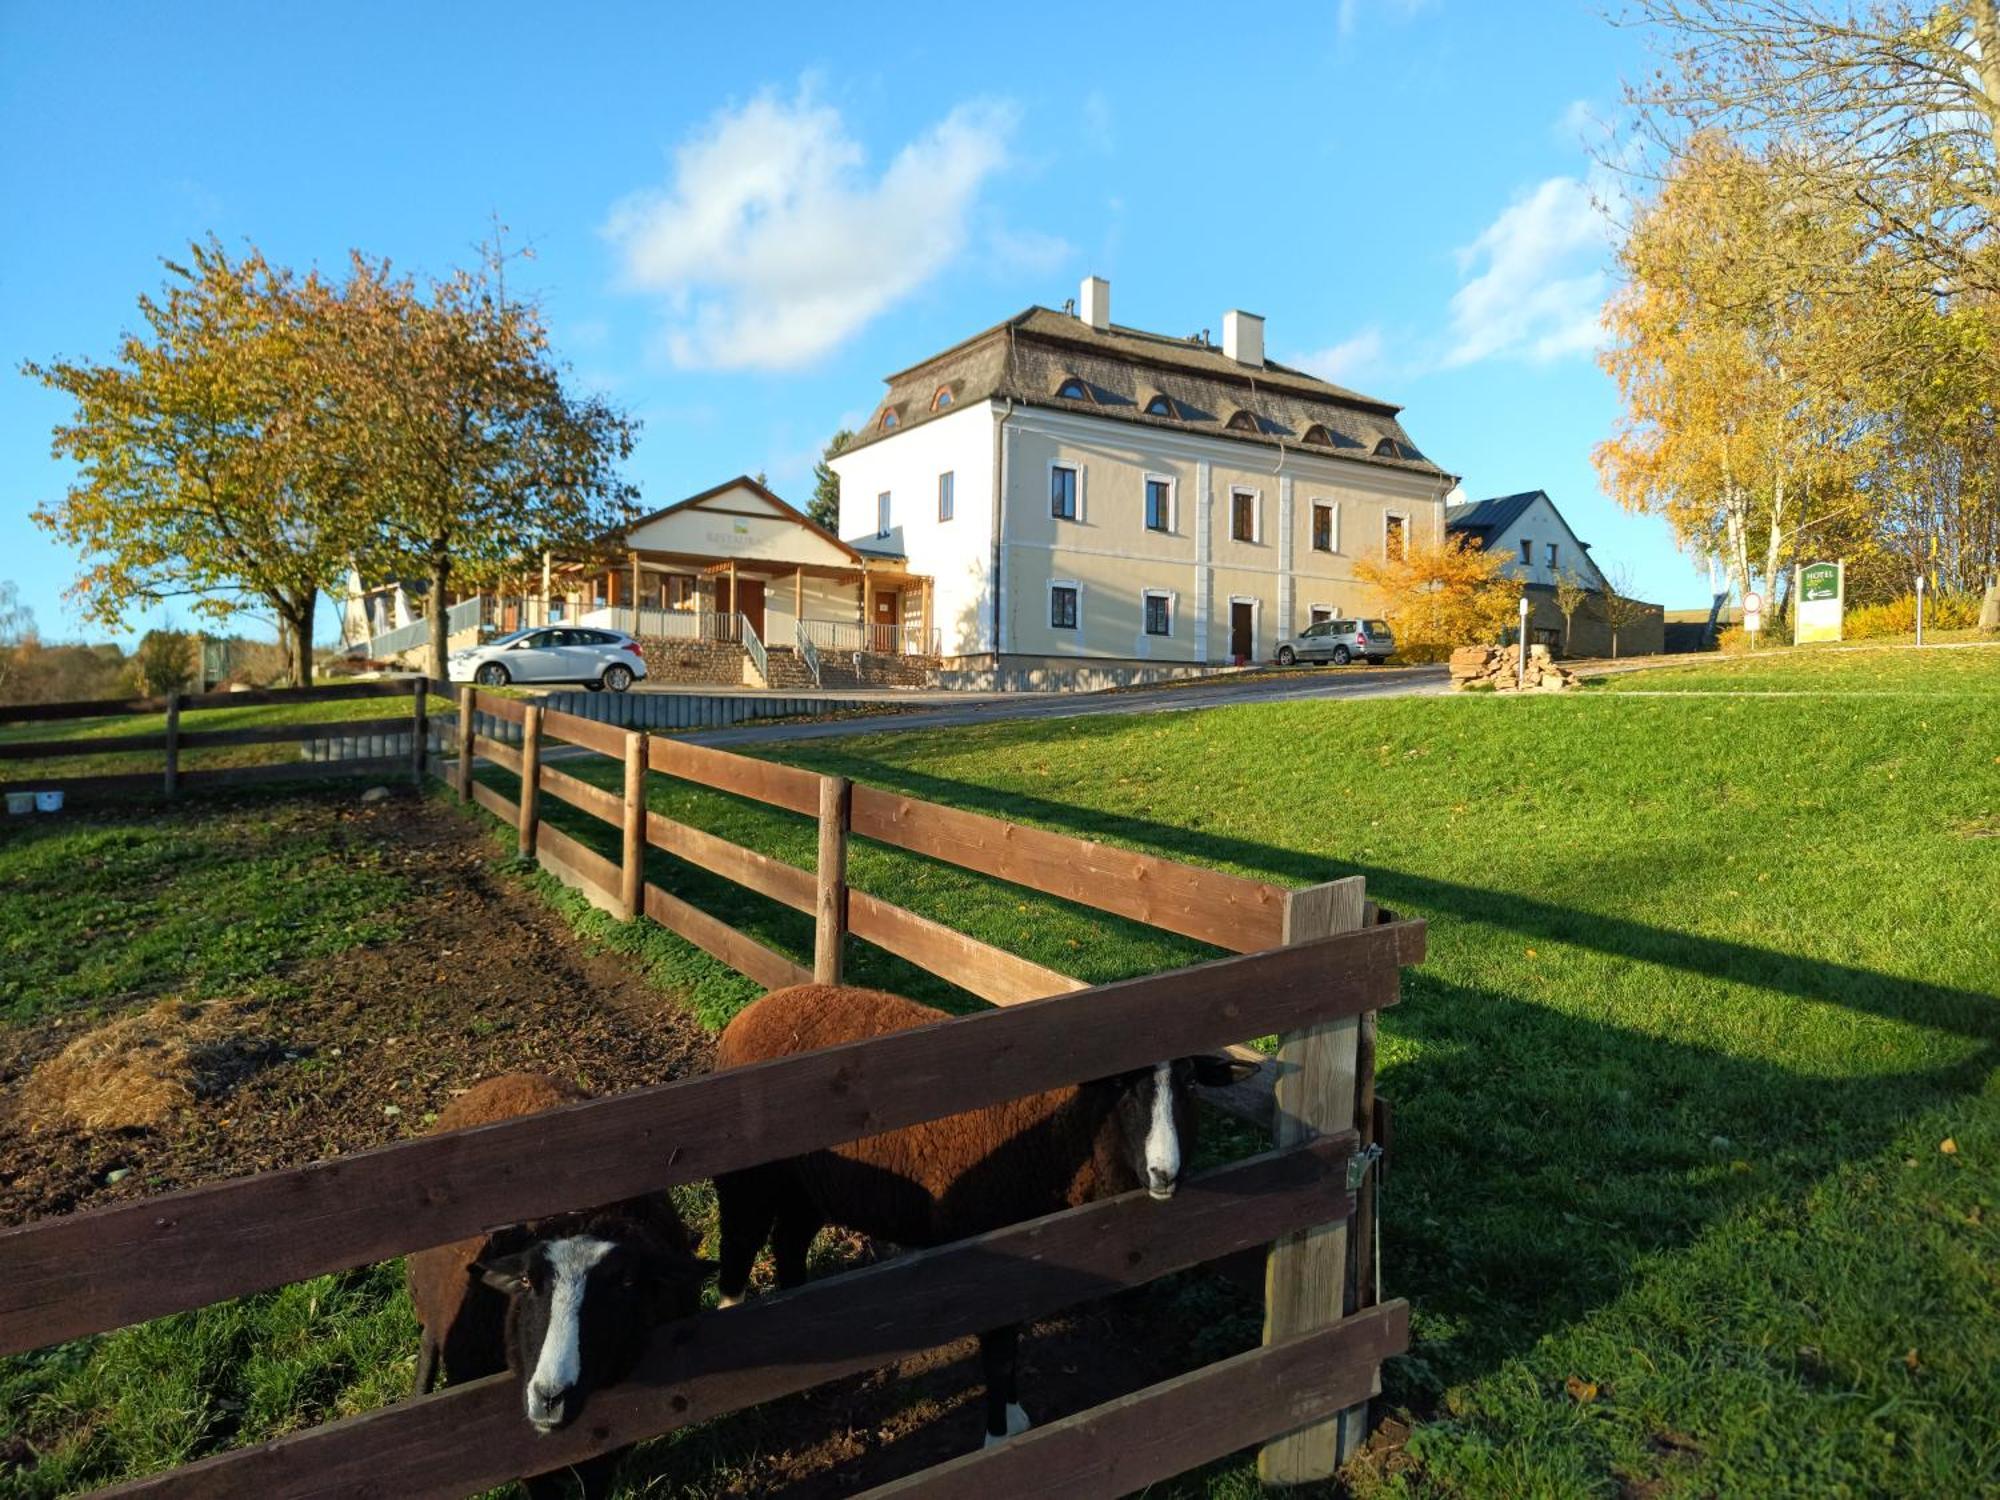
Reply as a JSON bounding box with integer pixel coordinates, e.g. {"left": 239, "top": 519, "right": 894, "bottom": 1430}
{"left": 1050, "top": 581, "right": 1080, "bottom": 630}
{"left": 1309, "top": 605, "right": 1334, "bottom": 627}
{"left": 1384, "top": 512, "right": 1407, "bottom": 561}
{"left": 1311, "top": 500, "right": 1336, "bottom": 552}
{"left": 1145, "top": 475, "right": 1173, "bottom": 532}
{"left": 1230, "top": 488, "right": 1258, "bottom": 542}
{"left": 877, "top": 492, "right": 891, "bottom": 537}
{"left": 1143, "top": 590, "right": 1173, "bottom": 636}
{"left": 938, "top": 470, "right": 954, "bottom": 522}
{"left": 1051, "top": 464, "right": 1079, "bottom": 520}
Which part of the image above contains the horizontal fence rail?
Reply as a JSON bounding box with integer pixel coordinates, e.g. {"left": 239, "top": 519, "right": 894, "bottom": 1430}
{"left": 95, "top": 1136, "right": 1370, "bottom": 1500}
{"left": 0, "top": 921, "right": 1420, "bottom": 1357}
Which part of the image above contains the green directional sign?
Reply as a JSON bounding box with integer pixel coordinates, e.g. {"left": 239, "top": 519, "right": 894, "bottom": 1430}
{"left": 1796, "top": 561, "right": 1844, "bottom": 642}
{"left": 1800, "top": 563, "right": 1840, "bottom": 603}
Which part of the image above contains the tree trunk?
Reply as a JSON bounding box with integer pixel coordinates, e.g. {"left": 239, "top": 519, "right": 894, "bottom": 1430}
{"left": 427, "top": 551, "right": 451, "bottom": 684}
{"left": 270, "top": 592, "right": 316, "bottom": 687}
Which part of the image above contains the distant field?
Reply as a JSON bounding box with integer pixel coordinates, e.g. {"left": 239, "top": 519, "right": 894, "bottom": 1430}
{"left": 1590, "top": 641, "right": 2000, "bottom": 694}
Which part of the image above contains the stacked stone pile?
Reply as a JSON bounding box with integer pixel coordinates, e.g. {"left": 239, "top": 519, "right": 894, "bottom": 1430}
{"left": 1449, "top": 644, "right": 1580, "bottom": 692}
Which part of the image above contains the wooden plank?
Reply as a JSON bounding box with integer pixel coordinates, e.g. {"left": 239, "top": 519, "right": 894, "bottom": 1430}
{"left": 621, "top": 731, "right": 646, "bottom": 920}
{"left": 454, "top": 687, "right": 474, "bottom": 802}
{"left": 517, "top": 705, "right": 542, "bottom": 858}
{"left": 162, "top": 692, "right": 180, "bottom": 799}
{"left": 0, "top": 921, "right": 1421, "bottom": 1356}
{"left": 539, "top": 703, "right": 627, "bottom": 758}
{"left": 410, "top": 676, "right": 428, "bottom": 787}
{"left": 858, "top": 1302, "right": 1410, "bottom": 1500}
{"left": 849, "top": 785, "right": 1287, "bottom": 953}
{"left": 644, "top": 809, "right": 816, "bottom": 911}
{"left": 815, "top": 774, "right": 850, "bottom": 984}
{"left": 537, "top": 762, "right": 621, "bottom": 825}
{"left": 643, "top": 881, "right": 813, "bottom": 992}
{"left": 176, "top": 716, "right": 413, "bottom": 750}
{"left": 96, "top": 1137, "right": 1357, "bottom": 1500}
{"left": 0, "top": 759, "right": 415, "bottom": 801}
{"left": 0, "top": 730, "right": 167, "bottom": 760}
{"left": 848, "top": 890, "right": 1086, "bottom": 1005}
{"left": 535, "top": 820, "right": 624, "bottom": 917}
{"left": 1261, "top": 876, "right": 1372, "bottom": 1485}
{"left": 648, "top": 734, "right": 820, "bottom": 815}
{"left": 474, "top": 691, "right": 528, "bottom": 725}
{"left": 469, "top": 778, "right": 518, "bottom": 824}
{"left": 0, "top": 679, "right": 427, "bottom": 724}
{"left": 472, "top": 733, "right": 522, "bottom": 775}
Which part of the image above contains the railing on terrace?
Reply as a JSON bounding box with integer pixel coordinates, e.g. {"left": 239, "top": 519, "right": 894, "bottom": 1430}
{"left": 353, "top": 597, "right": 482, "bottom": 660}
{"left": 740, "top": 612, "right": 768, "bottom": 686}
{"left": 0, "top": 681, "right": 1421, "bottom": 1497}
{"left": 581, "top": 605, "right": 745, "bottom": 643}
{"left": 801, "top": 619, "right": 940, "bottom": 658}
{"left": 794, "top": 617, "right": 824, "bottom": 688}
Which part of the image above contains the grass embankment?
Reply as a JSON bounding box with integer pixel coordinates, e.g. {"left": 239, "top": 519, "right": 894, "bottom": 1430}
{"left": 508, "top": 647, "right": 1998, "bottom": 1496}
{"left": 1592, "top": 640, "right": 1999, "bottom": 694}
{"left": 0, "top": 690, "right": 457, "bottom": 783}
{"left": 4, "top": 651, "right": 1995, "bottom": 1495}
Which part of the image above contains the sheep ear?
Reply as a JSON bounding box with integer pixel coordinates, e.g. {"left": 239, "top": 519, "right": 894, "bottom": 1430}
{"left": 474, "top": 1251, "right": 534, "bottom": 1294}
{"left": 1189, "top": 1054, "right": 1260, "bottom": 1087}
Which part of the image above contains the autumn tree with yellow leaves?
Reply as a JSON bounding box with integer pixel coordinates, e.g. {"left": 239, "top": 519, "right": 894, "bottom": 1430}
{"left": 1354, "top": 534, "right": 1519, "bottom": 657}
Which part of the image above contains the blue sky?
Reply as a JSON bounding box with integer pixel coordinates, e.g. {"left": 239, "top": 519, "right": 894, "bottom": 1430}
{"left": 0, "top": 0, "right": 1706, "bottom": 645}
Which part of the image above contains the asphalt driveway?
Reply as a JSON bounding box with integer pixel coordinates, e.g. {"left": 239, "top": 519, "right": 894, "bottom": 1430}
{"left": 688, "top": 662, "right": 1450, "bottom": 746}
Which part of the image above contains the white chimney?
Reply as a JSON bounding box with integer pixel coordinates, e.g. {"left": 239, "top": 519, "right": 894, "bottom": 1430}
{"left": 1223, "top": 309, "right": 1264, "bottom": 367}
{"left": 1079, "top": 275, "right": 1110, "bottom": 331}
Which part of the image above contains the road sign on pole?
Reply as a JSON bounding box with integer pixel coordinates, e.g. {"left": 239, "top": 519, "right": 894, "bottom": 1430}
{"left": 1742, "top": 590, "right": 1762, "bottom": 646}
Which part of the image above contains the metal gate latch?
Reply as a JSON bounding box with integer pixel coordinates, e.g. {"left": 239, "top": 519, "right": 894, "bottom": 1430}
{"left": 1347, "top": 1142, "right": 1384, "bottom": 1192}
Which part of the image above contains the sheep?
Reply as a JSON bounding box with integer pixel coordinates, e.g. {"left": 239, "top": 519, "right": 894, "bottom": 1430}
{"left": 711, "top": 983, "right": 1254, "bottom": 1448}
{"left": 406, "top": 1073, "right": 715, "bottom": 1500}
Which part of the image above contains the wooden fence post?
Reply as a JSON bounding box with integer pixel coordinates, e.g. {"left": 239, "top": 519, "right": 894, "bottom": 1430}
{"left": 163, "top": 691, "right": 181, "bottom": 800}
{"left": 621, "top": 730, "right": 647, "bottom": 920}
{"left": 455, "top": 687, "right": 476, "bottom": 802}
{"left": 518, "top": 704, "right": 543, "bottom": 860}
{"left": 814, "top": 774, "right": 851, "bottom": 983}
{"left": 1258, "top": 874, "right": 1370, "bottom": 1486}
{"left": 411, "top": 676, "right": 429, "bottom": 788}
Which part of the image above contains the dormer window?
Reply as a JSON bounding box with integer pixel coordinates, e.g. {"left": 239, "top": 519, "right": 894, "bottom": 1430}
{"left": 1303, "top": 424, "right": 1335, "bottom": 446}
{"left": 1144, "top": 393, "right": 1177, "bottom": 418}
{"left": 931, "top": 386, "right": 954, "bottom": 411}
{"left": 1226, "top": 409, "right": 1260, "bottom": 433}
{"left": 880, "top": 409, "right": 900, "bottom": 431}
{"left": 1056, "top": 377, "right": 1090, "bottom": 401}
{"left": 1374, "top": 436, "right": 1424, "bottom": 460}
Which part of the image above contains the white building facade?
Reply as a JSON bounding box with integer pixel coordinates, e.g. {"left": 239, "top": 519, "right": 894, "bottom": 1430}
{"left": 832, "top": 278, "right": 1455, "bottom": 675}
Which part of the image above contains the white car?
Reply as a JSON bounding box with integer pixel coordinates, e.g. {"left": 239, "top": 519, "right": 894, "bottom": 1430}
{"left": 448, "top": 627, "right": 649, "bottom": 692}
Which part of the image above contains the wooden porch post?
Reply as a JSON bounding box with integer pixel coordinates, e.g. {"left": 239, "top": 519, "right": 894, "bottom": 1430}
{"left": 629, "top": 550, "right": 641, "bottom": 635}
{"left": 921, "top": 577, "right": 934, "bottom": 655}
{"left": 794, "top": 567, "right": 804, "bottom": 635}
{"left": 541, "top": 551, "right": 552, "bottom": 625}
{"left": 727, "top": 559, "right": 738, "bottom": 633}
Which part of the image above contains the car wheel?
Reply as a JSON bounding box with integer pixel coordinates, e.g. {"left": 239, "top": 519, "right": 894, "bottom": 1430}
{"left": 1276, "top": 645, "right": 1296, "bottom": 666}
{"left": 1332, "top": 645, "right": 1352, "bottom": 666}
{"left": 476, "top": 662, "right": 510, "bottom": 686}
{"left": 584, "top": 680, "right": 603, "bottom": 693}
{"left": 603, "top": 665, "right": 634, "bottom": 693}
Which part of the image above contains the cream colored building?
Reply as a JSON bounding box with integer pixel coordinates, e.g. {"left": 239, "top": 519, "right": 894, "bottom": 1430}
{"left": 831, "top": 277, "right": 1455, "bottom": 675}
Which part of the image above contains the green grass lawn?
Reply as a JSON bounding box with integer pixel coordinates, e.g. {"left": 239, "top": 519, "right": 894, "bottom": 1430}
{"left": 508, "top": 647, "right": 1998, "bottom": 1496}
{"left": 4, "top": 650, "right": 1996, "bottom": 1497}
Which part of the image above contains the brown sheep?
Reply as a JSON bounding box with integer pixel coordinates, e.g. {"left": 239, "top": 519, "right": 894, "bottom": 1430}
{"left": 711, "top": 983, "right": 1252, "bottom": 1448}
{"left": 406, "top": 1073, "right": 714, "bottom": 1500}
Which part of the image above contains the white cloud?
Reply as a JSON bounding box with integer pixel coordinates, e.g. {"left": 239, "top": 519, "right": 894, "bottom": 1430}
{"left": 1444, "top": 175, "right": 1615, "bottom": 368}
{"left": 604, "top": 86, "right": 1017, "bottom": 371}
{"left": 1338, "top": 0, "right": 1434, "bottom": 38}
{"left": 1292, "top": 328, "right": 1386, "bottom": 386}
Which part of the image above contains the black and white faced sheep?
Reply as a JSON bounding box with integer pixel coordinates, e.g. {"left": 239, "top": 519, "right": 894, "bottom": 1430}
{"left": 710, "top": 983, "right": 1254, "bottom": 1448}
{"left": 405, "top": 1073, "right": 715, "bottom": 1500}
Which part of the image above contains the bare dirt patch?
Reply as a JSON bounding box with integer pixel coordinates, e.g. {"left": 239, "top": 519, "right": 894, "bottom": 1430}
{"left": 0, "top": 793, "right": 711, "bottom": 1224}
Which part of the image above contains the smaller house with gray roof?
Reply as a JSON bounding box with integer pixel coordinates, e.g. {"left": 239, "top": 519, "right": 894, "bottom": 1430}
{"left": 1446, "top": 489, "right": 1663, "bottom": 656}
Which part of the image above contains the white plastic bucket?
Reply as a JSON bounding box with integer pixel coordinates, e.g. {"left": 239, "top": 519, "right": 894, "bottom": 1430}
{"left": 5, "top": 791, "right": 33, "bottom": 816}
{"left": 34, "top": 790, "right": 64, "bottom": 814}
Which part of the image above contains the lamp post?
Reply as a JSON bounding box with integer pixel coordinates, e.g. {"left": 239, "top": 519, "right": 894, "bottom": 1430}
{"left": 1517, "top": 593, "right": 1530, "bottom": 689}
{"left": 1915, "top": 571, "right": 1926, "bottom": 647}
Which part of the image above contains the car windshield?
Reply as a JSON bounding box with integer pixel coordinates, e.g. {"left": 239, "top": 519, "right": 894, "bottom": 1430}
{"left": 486, "top": 629, "right": 534, "bottom": 647}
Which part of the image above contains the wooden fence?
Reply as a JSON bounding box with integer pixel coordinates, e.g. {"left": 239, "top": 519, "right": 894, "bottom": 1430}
{"left": 0, "top": 680, "right": 1424, "bottom": 1497}
{"left": 0, "top": 678, "right": 443, "bottom": 802}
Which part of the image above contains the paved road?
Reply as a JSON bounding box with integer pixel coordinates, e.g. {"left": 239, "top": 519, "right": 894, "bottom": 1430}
{"left": 688, "top": 663, "right": 1451, "bottom": 747}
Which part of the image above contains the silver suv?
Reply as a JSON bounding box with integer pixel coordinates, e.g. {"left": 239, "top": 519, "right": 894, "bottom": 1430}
{"left": 1275, "top": 618, "right": 1394, "bottom": 666}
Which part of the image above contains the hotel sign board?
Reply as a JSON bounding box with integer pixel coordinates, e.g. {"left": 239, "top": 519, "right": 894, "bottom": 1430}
{"left": 1794, "top": 562, "right": 1843, "bottom": 643}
